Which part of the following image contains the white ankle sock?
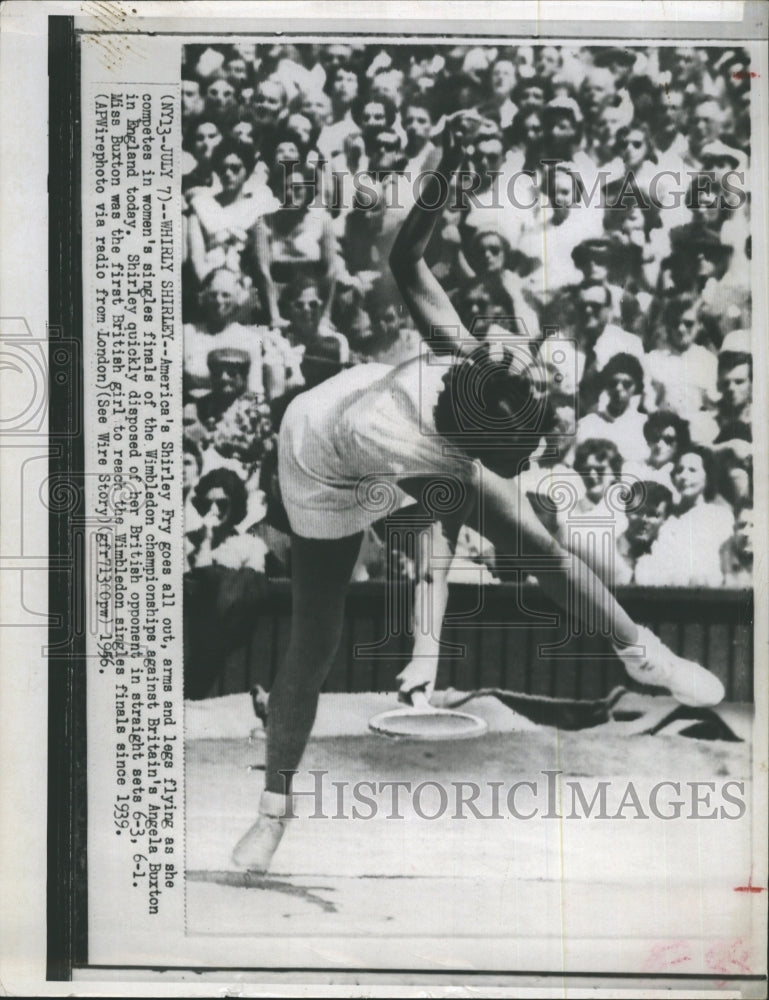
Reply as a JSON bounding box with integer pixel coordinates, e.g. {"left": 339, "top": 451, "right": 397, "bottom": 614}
{"left": 259, "top": 790, "right": 293, "bottom": 819}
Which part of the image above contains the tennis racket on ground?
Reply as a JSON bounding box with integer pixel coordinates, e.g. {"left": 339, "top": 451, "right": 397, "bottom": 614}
{"left": 368, "top": 686, "right": 488, "bottom": 740}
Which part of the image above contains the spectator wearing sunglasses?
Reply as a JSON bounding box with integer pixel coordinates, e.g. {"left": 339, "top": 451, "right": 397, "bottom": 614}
{"left": 185, "top": 139, "right": 278, "bottom": 285}
{"left": 625, "top": 411, "right": 691, "bottom": 500}
{"left": 183, "top": 348, "right": 275, "bottom": 477}
{"left": 576, "top": 353, "right": 649, "bottom": 464}
{"left": 184, "top": 467, "right": 270, "bottom": 699}
{"left": 275, "top": 277, "right": 350, "bottom": 391}
{"left": 605, "top": 121, "right": 660, "bottom": 191}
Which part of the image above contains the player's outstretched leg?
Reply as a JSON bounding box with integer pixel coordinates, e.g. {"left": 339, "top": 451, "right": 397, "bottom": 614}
{"left": 232, "top": 532, "right": 363, "bottom": 872}
{"left": 477, "top": 469, "right": 725, "bottom": 708}
{"left": 614, "top": 626, "right": 725, "bottom": 707}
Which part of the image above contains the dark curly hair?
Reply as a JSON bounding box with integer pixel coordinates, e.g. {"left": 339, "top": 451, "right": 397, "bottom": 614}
{"left": 673, "top": 444, "right": 718, "bottom": 503}
{"left": 192, "top": 468, "right": 248, "bottom": 527}
{"left": 573, "top": 438, "right": 624, "bottom": 478}
{"left": 351, "top": 92, "right": 397, "bottom": 129}
{"left": 643, "top": 411, "right": 691, "bottom": 452}
{"left": 211, "top": 137, "right": 256, "bottom": 178}
{"left": 433, "top": 349, "right": 554, "bottom": 476}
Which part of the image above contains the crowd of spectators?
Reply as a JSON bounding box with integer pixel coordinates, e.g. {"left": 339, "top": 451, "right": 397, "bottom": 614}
{"left": 180, "top": 40, "right": 754, "bottom": 680}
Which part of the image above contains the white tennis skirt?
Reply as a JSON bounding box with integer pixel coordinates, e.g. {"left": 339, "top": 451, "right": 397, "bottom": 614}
{"left": 278, "top": 360, "right": 477, "bottom": 539}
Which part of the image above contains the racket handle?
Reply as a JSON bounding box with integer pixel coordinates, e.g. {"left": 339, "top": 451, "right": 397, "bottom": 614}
{"left": 409, "top": 690, "right": 431, "bottom": 711}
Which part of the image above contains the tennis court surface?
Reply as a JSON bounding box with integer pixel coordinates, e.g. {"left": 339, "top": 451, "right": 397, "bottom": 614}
{"left": 184, "top": 691, "right": 760, "bottom": 974}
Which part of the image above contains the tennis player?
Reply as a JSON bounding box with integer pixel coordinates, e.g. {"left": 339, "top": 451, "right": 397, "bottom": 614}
{"left": 233, "top": 113, "right": 724, "bottom": 872}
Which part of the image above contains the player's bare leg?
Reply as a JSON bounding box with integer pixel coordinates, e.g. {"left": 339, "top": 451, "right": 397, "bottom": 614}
{"left": 476, "top": 467, "right": 725, "bottom": 707}
{"left": 233, "top": 532, "right": 362, "bottom": 872}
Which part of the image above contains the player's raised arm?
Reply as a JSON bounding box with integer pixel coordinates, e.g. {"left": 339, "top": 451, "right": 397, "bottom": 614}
{"left": 389, "top": 112, "right": 479, "bottom": 357}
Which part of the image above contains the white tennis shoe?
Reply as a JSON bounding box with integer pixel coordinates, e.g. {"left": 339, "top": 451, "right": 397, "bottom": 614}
{"left": 616, "top": 626, "right": 725, "bottom": 708}
{"left": 232, "top": 791, "right": 292, "bottom": 873}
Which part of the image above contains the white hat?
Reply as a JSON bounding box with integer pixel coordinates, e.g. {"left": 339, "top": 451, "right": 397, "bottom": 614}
{"left": 719, "top": 329, "right": 751, "bottom": 355}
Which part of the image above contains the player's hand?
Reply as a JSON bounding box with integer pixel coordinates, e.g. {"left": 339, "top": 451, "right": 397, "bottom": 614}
{"left": 396, "top": 659, "right": 438, "bottom": 704}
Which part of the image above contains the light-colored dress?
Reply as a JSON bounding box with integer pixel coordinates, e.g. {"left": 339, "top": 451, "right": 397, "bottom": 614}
{"left": 278, "top": 354, "right": 477, "bottom": 539}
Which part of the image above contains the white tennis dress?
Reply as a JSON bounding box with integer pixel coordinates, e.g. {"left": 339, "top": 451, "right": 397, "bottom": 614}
{"left": 278, "top": 353, "right": 478, "bottom": 538}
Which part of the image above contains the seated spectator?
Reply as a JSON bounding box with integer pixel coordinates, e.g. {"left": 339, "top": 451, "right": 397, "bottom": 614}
{"left": 355, "top": 281, "right": 421, "bottom": 366}
{"left": 653, "top": 445, "right": 734, "bottom": 586}
{"left": 460, "top": 228, "right": 540, "bottom": 340}
{"left": 185, "top": 139, "right": 278, "bottom": 284}
{"left": 720, "top": 502, "right": 753, "bottom": 588}
{"left": 317, "top": 62, "right": 361, "bottom": 159}
{"left": 247, "top": 160, "right": 340, "bottom": 326}
{"left": 481, "top": 57, "right": 518, "bottom": 129}
{"left": 456, "top": 127, "right": 532, "bottom": 253}
{"left": 589, "top": 94, "right": 633, "bottom": 169}
{"left": 451, "top": 277, "right": 519, "bottom": 344}
{"left": 643, "top": 82, "right": 689, "bottom": 169}
{"left": 614, "top": 480, "right": 674, "bottom": 585}
{"left": 535, "top": 45, "right": 563, "bottom": 82}
{"left": 571, "top": 438, "right": 626, "bottom": 519}
{"left": 181, "top": 72, "right": 205, "bottom": 123}
{"left": 274, "top": 277, "right": 350, "bottom": 390}
{"left": 183, "top": 437, "right": 204, "bottom": 535}
{"left": 604, "top": 121, "right": 663, "bottom": 191}
{"left": 572, "top": 279, "right": 645, "bottom": 409}
{"left": 520, "top": 394, "right": 578, "bottom": 533}
{"left": 576, "top": 353, "right": 648, "bottom": 463}
{"left": 694, "top": 229, "right": 751, "bottom": 344}
{"left": 186, "top": 468, "right": 269, "bottom": 571}
{"left": 645, "top": 292, "right": 719, "bottom": 440}
{"left": 715, "top": 439, "right": 752, "bottom": 510}
{"left": 228, "top": 107, "right": 258, "bottom": 146}
{"left": 579, "top": 65, "right": 618, "bottom": 138}
{"left": 682, "top": 96, "right": 725, "bottom": 170}
{"left": 553, "top": 438, "right": 628, "bottom": 568}
{"left": 253, "top": 78, "right": 289, "bottom": 135}
{"left": 223, "top": 49, "right": 256, "bottom": 97}
{"left": 184, "top": 468, "right": 269, "bottom": 699}
{"left": 714, "top": 330, "right": 752, "bottom": 444}
{"left": 202, "top": 74, "right": 240, "bottom": 132}
{"left": 401, "top": 94, "right": 441, "bottom": 177}
{"left": 511, "top": 74, "right": 552, "bottom": 113}
{"left": 541, "top": 95, "right": 597, "bottom": 185}
{"left": 602, "top": 176, "right": 668, "bottom": 292}
{"left": 183, "top": 348, "right": 275, "bottom": 476}
{"left": 299, "top": 85, "right": 333, "bottom": 136}
{"left": 503, "top": 106, "right": 544, "bottom": 174}
{"left": 591, "top": 45, "right": 637, "bottom": 93}
{"left": 182, "top": 119, "right": 223, "bottom": 194}
{"left": 624, "top": 411, "right": 691, "bottom": 499}
{"left": 568, "top": 237, "right": 640, "bottom": 330}
{"left": 183, "top": 267, "right": 291, "bottom": 400}
{"left": 520, "top": 165, "right": 605, "bottom": 303}
{"left": 344, "top": 92, "right": 399, "bottom": 172}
